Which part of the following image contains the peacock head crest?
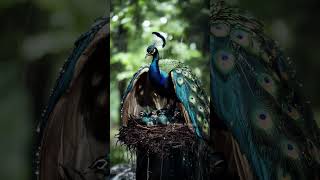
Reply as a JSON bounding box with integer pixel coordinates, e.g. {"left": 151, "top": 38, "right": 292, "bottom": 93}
{"left": 145, "top": 32, "right": 166, "bottom": 58}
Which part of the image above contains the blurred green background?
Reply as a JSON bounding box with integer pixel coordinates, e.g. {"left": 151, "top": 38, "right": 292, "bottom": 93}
{"left": 1, "top": 0, "right": 320, "bottom": 179}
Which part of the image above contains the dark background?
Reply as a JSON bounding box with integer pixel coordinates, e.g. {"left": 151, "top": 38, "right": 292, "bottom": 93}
{"left": 0, "top": 0, "right": 319, "bottom": 179}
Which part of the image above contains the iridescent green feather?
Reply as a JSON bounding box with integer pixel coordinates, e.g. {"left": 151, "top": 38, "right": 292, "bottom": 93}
{"left": 210, "top": 1, "right": 320, "bottom": 180}
{"left": 171, "top": 66, "right": 210, "bottom": 139}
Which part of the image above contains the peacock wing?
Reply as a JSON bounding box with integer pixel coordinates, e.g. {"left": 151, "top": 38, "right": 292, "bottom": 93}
{"left": 170, "top": 66, "right": 210, "bottom": 140}
{"left": 210, "top": 1, "right": 320, "bottom": 180}
{"left": 120, "top": 66, "right": 150, "bottom": 126}
{"left": 35, "top": 18, "right": 109, "bottom": 180}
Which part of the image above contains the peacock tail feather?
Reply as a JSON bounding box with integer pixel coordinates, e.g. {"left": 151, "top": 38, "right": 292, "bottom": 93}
{"left": 170, "top": 66, "right": 210, "bottom": 139}
{"left": 210, "top": 1, "right": 320, "bottom": 180}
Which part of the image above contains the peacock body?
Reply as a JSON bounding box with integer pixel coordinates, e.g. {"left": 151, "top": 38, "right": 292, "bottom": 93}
{"left": 35, "top": 18, "right": 109, "bottom": 180}
{"left": 210, "top": 1, "right": 320, "bottom": 180}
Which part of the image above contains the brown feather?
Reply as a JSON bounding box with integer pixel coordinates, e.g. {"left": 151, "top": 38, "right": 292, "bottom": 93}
{"left": 38, "top": 23, "right": 109, "bottom": 180}
{"left": 121, "top": 71, "right": 178, "bottom": 126}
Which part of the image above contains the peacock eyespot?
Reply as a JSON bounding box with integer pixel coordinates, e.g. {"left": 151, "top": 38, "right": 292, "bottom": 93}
{"left": 189, "top": 95, "right": 196, "bottom": 104}
{"left": 215, "top": 50, "right": 235, "bottom": 75}
{"left": 198, "top": 106, "right": 204, "bottom": 112}
{"left": 252, "top": 109, "right": 274, "bottom": 131}
{"left": 281, "top": 139, "right": 299, "bottom": 159}
{"left": 259, "top": 73, "right": 277, "bottom": 96}
{"left": 221, "top": 54, "right": 229, "bottom": 61}
{"left": 259, "top": 113, "right": 267, "bottom": 120}
{"left": 231, "top": 30, "right": 250, "bottom": 47}
{"left": 177, "top": 77, "right": 184, "bottom": 85}
{"left": 191, "top": 85, "right": 197, "bottom": 92}
{"left": 211, "top": 23, "right": 230, "bottom": 37}
{"left": 182, "top": 71, "right": 188, "bottom": 77}
{"left": 287, "top": 144, "right": 293, "bottom": 151}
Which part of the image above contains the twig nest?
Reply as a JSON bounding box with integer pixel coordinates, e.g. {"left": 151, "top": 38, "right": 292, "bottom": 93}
{"left": 118, "top": 117, "right": 197, "bottom": 156}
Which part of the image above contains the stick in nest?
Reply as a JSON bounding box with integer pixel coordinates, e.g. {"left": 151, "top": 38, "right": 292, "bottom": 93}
{"left": 117, "top": 117, "right": 198, "bottom": 156}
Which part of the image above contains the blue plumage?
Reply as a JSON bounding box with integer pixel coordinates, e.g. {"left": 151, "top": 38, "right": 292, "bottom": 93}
{"left": 148, "top": 51, "right": 170, "bottom": 92}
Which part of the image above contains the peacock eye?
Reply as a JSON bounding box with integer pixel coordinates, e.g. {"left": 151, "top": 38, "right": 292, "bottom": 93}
{"left": 177, "top": 77, "right": 184, "bottom": 85}
{"left": 221, "top": 54, "right": 229, "bottom": 61}
{"left": 198, "top": 106, "right": 204, "bottom": 112}
{"left": 259, "top": 113, "right": 267, "bottom": 120}
{"left": 231, "top": 29, "right": 250, "bottom": 47}
{"left": 281, "top": 140, "right": 299, "bottom": 159}
{"left": 252, "top": 109, "right": 274, "bottom": 131}
{"left": 189, "top": 95, "right": 196, "bottom": 104}
{"left": 258, "top": 73, "right": 277, "bottom": 97}
{"left": 214, "top": 50, "right": 235, "bottom": 75}
{"left": 287, "top": 144, "right": 294, "bottom": 151}
{"left": 211, "top": 23, "right": 230, "bottom": 37}
{"left": 176, "top": 69, "right": 182, "bottom": 73}
{"left": 191, "top": 85, "right": 197, "bottom": 92}
{"left": 182, "top": 71, "right": 188, "bottom": 76}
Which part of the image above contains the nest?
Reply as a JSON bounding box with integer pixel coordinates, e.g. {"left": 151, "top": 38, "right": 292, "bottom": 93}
{"left": 117, "top": 117, "right": 197, "bottom": 156}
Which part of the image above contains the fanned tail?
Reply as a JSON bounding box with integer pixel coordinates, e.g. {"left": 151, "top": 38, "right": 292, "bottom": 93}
{"left": 210, "top": 1, "right": 320, "bottom": 180}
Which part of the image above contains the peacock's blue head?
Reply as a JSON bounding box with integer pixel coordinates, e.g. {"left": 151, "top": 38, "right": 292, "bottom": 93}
{"left": 145, "top": 32, "right": 166, "bottom": 59}
{"left": 145, "top": 44, "right": 158, "bottom": 58}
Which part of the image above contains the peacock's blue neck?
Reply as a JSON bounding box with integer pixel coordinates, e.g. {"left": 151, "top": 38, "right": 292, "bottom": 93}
{"left": 149, "top": 53, "right": 169, "bottom": 91}
{"left": 150, "top": 53, "right": 160, "bottom": 78}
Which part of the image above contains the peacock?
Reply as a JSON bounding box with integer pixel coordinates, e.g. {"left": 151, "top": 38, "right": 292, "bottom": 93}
{"left": 34, "top": 18, "right": 110, "bottom": 180}
{"left": 121, "top": 32, "right": 210, "bottom": 140}
{"left": 210, "top": 1, "right": 320, "bottom": 180}
{"left": 120, "top": 32, "right": 214, "bottom": 179}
